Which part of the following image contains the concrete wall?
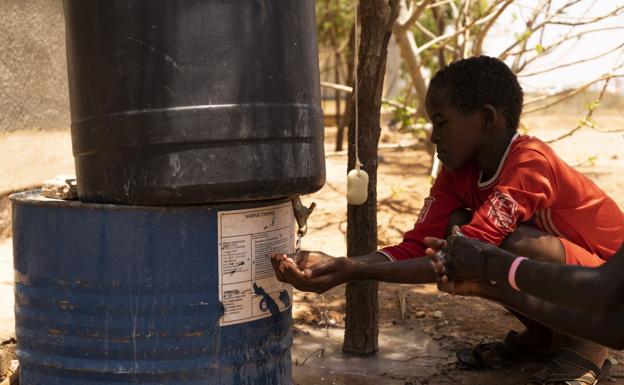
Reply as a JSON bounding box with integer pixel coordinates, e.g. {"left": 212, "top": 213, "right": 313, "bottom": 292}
{"left": 0, "top": 0, "right": 69, "bottom": 132}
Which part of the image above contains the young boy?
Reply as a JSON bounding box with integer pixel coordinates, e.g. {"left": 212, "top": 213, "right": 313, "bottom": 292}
{"left": 272, "top": 56, "right": 624, "bottom": 384}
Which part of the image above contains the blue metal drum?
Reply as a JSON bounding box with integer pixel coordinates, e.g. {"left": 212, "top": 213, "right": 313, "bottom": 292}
{"left": 11, "top": 191, "right": 295, "bottom": 384}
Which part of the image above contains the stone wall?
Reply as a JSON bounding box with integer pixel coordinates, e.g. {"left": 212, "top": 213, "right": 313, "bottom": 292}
{"left": 0, "top": 0, "right": 69, "bottom": 132}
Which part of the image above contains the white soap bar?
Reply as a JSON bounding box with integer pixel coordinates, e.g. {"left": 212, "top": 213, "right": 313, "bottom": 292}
{"left": 346, "top": 168, "right": 369, "bottom": 205}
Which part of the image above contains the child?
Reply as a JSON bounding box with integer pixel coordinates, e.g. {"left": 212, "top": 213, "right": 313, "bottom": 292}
{"left": 272, "top": 56, "right": 624, "bottom": 384}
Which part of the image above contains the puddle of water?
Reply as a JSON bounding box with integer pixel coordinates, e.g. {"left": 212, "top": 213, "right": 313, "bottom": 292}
{"left": 292, "top": 324, "right": 451, "bottom": 385}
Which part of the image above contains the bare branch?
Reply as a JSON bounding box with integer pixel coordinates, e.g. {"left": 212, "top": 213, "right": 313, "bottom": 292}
{"left": 447, "top": 0, "right": 459, "bottom": 19}
{"left": 396, "top": 0, "right": 431, "bottom": 29}
{"left": 460, "top": 0, "right": 473, "bottom": 59}
{"left": 520, "top": 41, "right": 624, "bottom": 78}
{"left": 507, "top": 26, "right": 624, "bottom": 58}
{"left": 508, "top": 0, "right": 610, "bottom": 22}
{"left": 414, "top": 20, "right": 456, "bottom": 54}
{"left": 426, "top": 0, "right": 453, "bottom": 9}
{"left": 524, "top": 73, "right": 624, "bottom": 114}
{"left": 473, "top": 0, "right": 514, "bottom": 56}
{"left": 498, "top": 0, "right": 584, "bottom": 60}
{"left": 320, "top": 81, "right": 418, "bottom": 114}
{"left": 546, "top": 4, "right": 624, "bottom": 25}
{"left": 537, "top": 0, "right": 552, "bottom": 46}
{"left": 545, "top": 77, "right": 611, "bottom": 144}
{"left": 414, "top": 1, "right": 509, "bottom": 56}
{"left": 511, "top": 0, "right": 552, "bottom": 72}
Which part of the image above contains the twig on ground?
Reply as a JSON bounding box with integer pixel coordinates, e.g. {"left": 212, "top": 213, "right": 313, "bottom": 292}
{"left": 397, "top": 287, "right": 407, "bottom": 320}
{"left": 295, "top": 348, "right": 326, "bottom": 366}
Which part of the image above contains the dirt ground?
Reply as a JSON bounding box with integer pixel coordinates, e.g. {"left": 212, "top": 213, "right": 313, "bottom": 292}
{"left": 0, "top": 115, "right": 623, "bottom": 384}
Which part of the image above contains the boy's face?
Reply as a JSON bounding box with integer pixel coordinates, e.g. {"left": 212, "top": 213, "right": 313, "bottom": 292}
{"left": 425, "top": 86, "right": 484, "bottom": 170}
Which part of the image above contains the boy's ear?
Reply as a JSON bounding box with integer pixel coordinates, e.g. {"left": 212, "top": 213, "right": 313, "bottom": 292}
{"left": 482, "top": 105, "right": 498, "bottom": 132}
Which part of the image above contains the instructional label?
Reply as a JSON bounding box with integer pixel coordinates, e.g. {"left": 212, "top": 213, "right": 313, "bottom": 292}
{"left": 218, "top": 202, "right": 295, "bottom": 326}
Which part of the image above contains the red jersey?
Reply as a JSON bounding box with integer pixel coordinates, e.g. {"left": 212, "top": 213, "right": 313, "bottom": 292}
{"left": 380, "top": 134, "right": 624, "bottom": 263}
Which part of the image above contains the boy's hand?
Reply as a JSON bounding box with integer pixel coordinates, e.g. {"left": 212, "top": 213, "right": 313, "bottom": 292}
{"left": 270, "top": 251, "right": 355, "bottom": 294}
{"left": 424, "top": 231, "right": 494, "bottom": 283}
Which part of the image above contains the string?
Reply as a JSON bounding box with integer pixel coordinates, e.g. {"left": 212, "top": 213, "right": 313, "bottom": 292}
{"left": 353, "top": 0, "right": 362, "bottom": 170}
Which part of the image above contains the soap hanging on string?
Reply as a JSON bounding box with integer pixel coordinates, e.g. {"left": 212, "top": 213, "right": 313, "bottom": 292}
{"left": 346, "top": 1, "right": 368, "bottom": 206}
{"left": 347, "top": 163, "right": 369, "bottom": 205}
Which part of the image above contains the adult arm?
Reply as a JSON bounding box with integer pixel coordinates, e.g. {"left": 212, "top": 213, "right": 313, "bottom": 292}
{"left": 486, "top": 242, "right": 624, "bottom": 316}
{"left": 474, "top": 280, "right": 624, "bottom": 350}
{"left": 428, "top": 236, "right": 624, "bottom": 316}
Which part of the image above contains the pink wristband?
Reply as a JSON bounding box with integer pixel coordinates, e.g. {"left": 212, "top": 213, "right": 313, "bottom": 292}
{"left": 508, "top": 257, "right": 528, "bottom": 291}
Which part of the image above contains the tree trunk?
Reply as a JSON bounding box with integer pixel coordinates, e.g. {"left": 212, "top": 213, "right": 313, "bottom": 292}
{"left": 343, "top": 0, "right": 399, "bottom": 356}
{"left": 335, "top": 24, "right": 356, "bottom": 153}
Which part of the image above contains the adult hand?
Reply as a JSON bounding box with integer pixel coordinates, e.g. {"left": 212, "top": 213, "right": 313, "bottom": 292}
{"left": 270, "top": 251, "right": 355, "bottom": 294}
{"left": 425, "top": 228, "right": 496, "bottom": 282}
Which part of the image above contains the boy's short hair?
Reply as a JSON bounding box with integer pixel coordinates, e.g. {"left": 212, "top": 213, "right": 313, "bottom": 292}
{"left": 429, "top": 56, "right": 523, "bottom": 132}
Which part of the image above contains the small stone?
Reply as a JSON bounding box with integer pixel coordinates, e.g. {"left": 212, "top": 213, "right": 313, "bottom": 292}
{"left": 415, "top": 311, "right": 426, "bottom": 318}
{"left": 433, "top": 310, "right": 443, "bottom": 319}
{"left": 9, "top": 359, "right": 19, "bottom": 372}
{"left": 42, "top": 175, "right": 78, "bottom": 200}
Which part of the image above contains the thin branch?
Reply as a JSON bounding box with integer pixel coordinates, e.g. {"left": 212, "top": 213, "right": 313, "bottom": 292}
{"left": 523, "top": 74, "right": 624, "bottom": 114}
{"left": 510, "top": 0, "right": 612, "bottom": 22}
{"left": 473, "top": 0, "right": 514, "bottom": 56}
{"left": 537, "top": 0, "right": 552, "bottom": 46}
{"left": 545, "top": 77, "right": 611, "bottom": 144}
{"left": 415, "top": 20, "right": 437, "bottom": 40}
{"left": 507, "top": 26, "right": 624, "bottom": 58}
{"left": 414, "top": 21, "right": 455, "bottom": 52}
{"left": 498, "top": 0, "right": 584, "bottom": 60}
{"left": 448, "top": 0, "right": 459, "bottom": 19}
{"left": 461, "top": 0, "right": 473, "bottom": 59}
{"left": 320, "top": 81, "right": 418, "bottom": 114}
{"left": 414, "top": 9, "right": 455, "bottom": 52}
{"left": 546, "top": 5, "right": 624, "bottom": 25}
{"left": 591, "top": 127, "right": 624, "bottom": 134}
{"left": 397, "top": 0, "right": 431, "bottom": 29}
{"left": 520, "top": 41, "right": 624, "bottom": 78}
{"left": 427, "top": 0, "right": 453, "bottom": 9}
{"left": 414, "top": 1, "right": 509, "bottom": 56}
{"left": 512, "top": 0, "right": 552, "bottom": 72}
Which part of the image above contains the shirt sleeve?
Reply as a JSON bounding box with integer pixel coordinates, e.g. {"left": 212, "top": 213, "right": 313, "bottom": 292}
{"left": 460, "top": 150, "right": 557, "bottom": 245}
{"left": 380, "top": 168, "right": 464, "bottom": 260}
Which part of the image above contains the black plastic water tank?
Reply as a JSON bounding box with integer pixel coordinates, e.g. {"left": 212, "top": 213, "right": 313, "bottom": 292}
{"left": 63, "top": 0, "right": 325, "bottom": 205}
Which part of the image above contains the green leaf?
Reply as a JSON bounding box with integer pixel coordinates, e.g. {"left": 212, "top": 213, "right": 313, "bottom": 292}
{"left": 535, "top": 43, "right": 544, "bottom": 54}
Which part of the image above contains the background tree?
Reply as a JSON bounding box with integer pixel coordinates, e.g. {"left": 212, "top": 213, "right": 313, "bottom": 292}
{"left": 318, "top": 0, "right": 624, "bottom": 160}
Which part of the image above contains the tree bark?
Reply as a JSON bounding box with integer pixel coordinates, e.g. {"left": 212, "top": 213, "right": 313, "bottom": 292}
{"left": 343, "top": 0, "right": 399, "bottom": 356}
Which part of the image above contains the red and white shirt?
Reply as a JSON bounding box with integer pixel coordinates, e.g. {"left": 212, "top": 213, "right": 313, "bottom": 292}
{"left": 380, "top": 134, "right": 624, "bottom": 262}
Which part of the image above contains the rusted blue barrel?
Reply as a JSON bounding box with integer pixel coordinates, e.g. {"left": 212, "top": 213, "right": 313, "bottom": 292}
{"left": 63, "top": 0, "right": 325, "bottom": 205}
{"left": 11, "top": 191, "right": 294, "bottom": 384}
